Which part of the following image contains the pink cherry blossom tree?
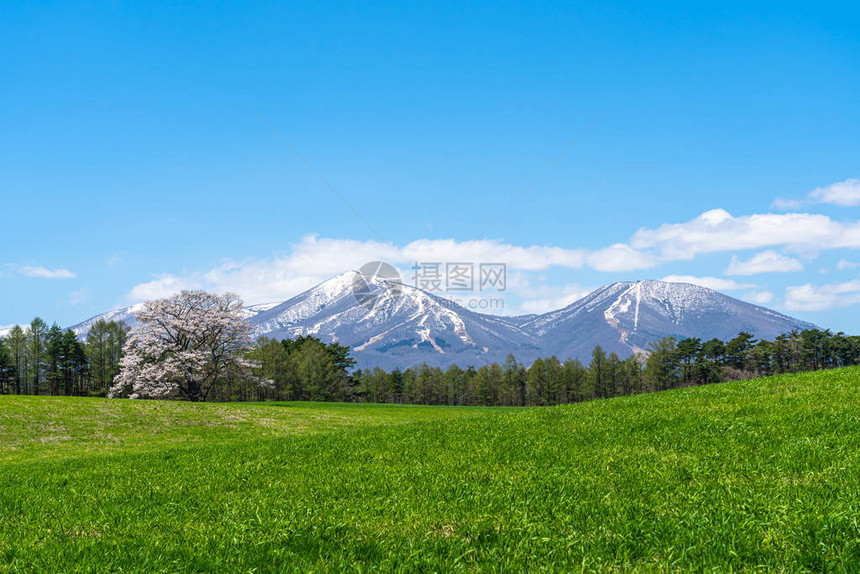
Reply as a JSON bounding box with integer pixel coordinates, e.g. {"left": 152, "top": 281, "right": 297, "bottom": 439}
{"left": 109, "top": 290, "right": 265, "bottom": 401}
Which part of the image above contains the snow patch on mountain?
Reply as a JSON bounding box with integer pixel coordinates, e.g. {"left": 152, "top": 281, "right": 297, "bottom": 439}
{"left": 64, "top": 276, "right": 817, "bottom": 370}
{"left": 70, "top": 301, "right": 277, "bottom": 340}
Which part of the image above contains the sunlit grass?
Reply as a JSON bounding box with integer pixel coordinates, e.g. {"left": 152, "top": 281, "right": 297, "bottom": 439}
{"left": 0, "top": 396, "right": 482, "bottom": 463}
{"left": 2, "top": 368, "right": 860, "bottom": 571}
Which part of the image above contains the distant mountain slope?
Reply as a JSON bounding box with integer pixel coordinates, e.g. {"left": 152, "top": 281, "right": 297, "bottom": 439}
{"left": 69, "top": 304, "right": 144, "bottom": 339}
{"left": 69, "top": 301, "right": 278, "bottom": 340}
{"left": 250, "top": 272, "right": 540, "bottom": 370}
{"left": 524, "top": 280, "right": 816, "bottom": 360}
{"left": 65, "top": 276, "right": 816, "bottom": 368}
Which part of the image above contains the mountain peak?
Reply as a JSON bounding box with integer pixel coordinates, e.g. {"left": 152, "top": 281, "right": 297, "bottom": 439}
{"left": 67, "top": 275, "right": 816, "bottom": 369}
{"left": 524, "top": 279, "right": 814, "bottom": 361}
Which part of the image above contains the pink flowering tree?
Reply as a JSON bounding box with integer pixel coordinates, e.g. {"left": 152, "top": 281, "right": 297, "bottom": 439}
{"left": 109, "top": 290, "right": 265, "bottom": 401}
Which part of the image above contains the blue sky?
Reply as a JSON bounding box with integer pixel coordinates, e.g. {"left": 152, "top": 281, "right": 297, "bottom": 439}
{"left": 1, "top": 1, "right": 859, "bottom": 332}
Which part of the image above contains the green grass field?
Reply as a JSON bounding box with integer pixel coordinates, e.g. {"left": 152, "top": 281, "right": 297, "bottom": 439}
{"left": 2, "top": 368, "right": 860, "bottom": 572}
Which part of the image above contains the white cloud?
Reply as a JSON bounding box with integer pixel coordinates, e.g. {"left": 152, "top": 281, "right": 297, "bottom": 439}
{"left": 108, "top": 256, "right": 123, "bottom": 267}
{"left": 743, "top": 290, "right": 774, "bottom": 305}
{"left": 771, "top": 198, "right": 804, "bottom": 210}
{"left": 69, "top": 288, "right": 91, "bottom": 306}
{"left": 126, "top": 236, "right": 633, "bottom": 305}
{"left": 837, "top": 259, "right": 860, "bottom": 271}
{"left": 513, "top": 283, "right": 593, "bottom": 315}
{"left": 586, "top": 244, "right": 656, "bottom": 272}
{"left": 121, "top": 226, "right": 841, "bottom": 314}
{"left": 401, "top": 238, "right": 590, "bottom": 271}
{"left": 809, "top": 178, "right": 860, "bottom": 206}
{"left": 631, "top": 209, "right": 860, "bottom": 260}
{"left": 19, "top": 266, "right": 76, "bottom": 279}
{"left": 128, "top": 274, "right": 204, "bottom": 302}
{"left": 660, "top": 275, "right": 754, "bottom": 291}
{"left": 118, "top": 181, "right": 860, "bottom": 314}
{"left": 772, "top": 178, "right": 860, "bottom": 209}
{"left": 725, "top": 250, "right": 803, "bottom": 275}
{"left": 785, "top": 280, "right": 860, "bottom": 311}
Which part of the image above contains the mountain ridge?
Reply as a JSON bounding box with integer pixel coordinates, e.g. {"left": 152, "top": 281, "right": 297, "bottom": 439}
{"left": 67, "top": 274, "right": 817, "bottom": 369}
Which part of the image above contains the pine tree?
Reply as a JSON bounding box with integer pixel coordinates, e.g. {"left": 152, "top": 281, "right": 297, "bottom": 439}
{"left": 293, "top": 338, "right": 338, "bottom": 401}
{"left": 725, "top": 332, "right": 756, "bottom": 373}
{"left": 87, "top": 319, "right": 113, "bottom": 394}
{"left": 527, "top": 358, "right": 549, "bottom": 406}
{"left": 46, "top": 323, "right": 65, "bottom": 396}
{"left": 0, "top": 337, "right": 14, "bottom": 394}
{"left": 675, "top": 337, "right": 701, "bottom": 386}
{"left": 388, "top": 368, "right": 404, "bottom": 404}
{"left": 563, "top": 359, "right": 587, "bottom": 402}
{"left": 622, "top": 355, "right": 645, "bottom": 395}
{"left": 250, "top": 337, "right": 294, "bottom": 400}
{"left": 501, "top": 354, "right": 521, "bottom": 406}
{"left": 541, "top": 356, "right": 562, "bottom": 404}
{"left": 645, "top": 337, "right": 679, "bottom": 391}
{"left": 699, "top": 338, "right": 725, "bottom": 384}
{"left": 606, "top": 352, "right": 623, "bottom": 398}
{"left": 443, "top": 364, "right": 465, "bottom": 405}
{"left": 62, "top": 329, "right": 89, "bottom": 396}
{"left": 27, "top": 318, "right": 48, "bottom": 395}
{"left": 6, "top": 326, "right": 25, "bottom": 395}
{"left": 587, "top": 346, "right": 607, "bottom": 399}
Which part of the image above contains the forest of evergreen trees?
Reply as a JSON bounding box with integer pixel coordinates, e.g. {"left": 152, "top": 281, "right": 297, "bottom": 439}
{"left": 243, "top": 328, "right": 860, "bottom": 405}
{"left": 0, "top": 319, "right": 128, "bottom": 397}
{"left": 2, "top": 318, "right": 859, "bottom": 406}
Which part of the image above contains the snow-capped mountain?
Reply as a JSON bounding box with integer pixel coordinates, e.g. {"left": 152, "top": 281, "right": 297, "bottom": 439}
{"left": 250, "top": 272, "right": 540, "bottom": 370}
{"left": 70, "top": 301, "right": 279, "bottom": 340}
{"left": 523, "top": 280, "right": 816, "bottom": 360}
{"left": 66, "top": 276, "right": 816, "bottom": 369}
{"left": 70, "top": 304, "right": 145, "bottom": 339}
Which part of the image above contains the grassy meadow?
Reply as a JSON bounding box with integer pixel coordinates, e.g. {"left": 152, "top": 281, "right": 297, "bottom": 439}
{"left": 2, "top": 368, "right": 860, "bottom": 572}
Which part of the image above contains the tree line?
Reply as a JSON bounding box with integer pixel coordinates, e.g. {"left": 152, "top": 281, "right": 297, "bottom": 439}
{"left": 0, "top": 318, "right": 128, "bottom": 396}
{"left": 237, "top": 329, "right": 860, "bottom": 406}
{"left": 2, "top": 312, "right": 859, "bottom": 406}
